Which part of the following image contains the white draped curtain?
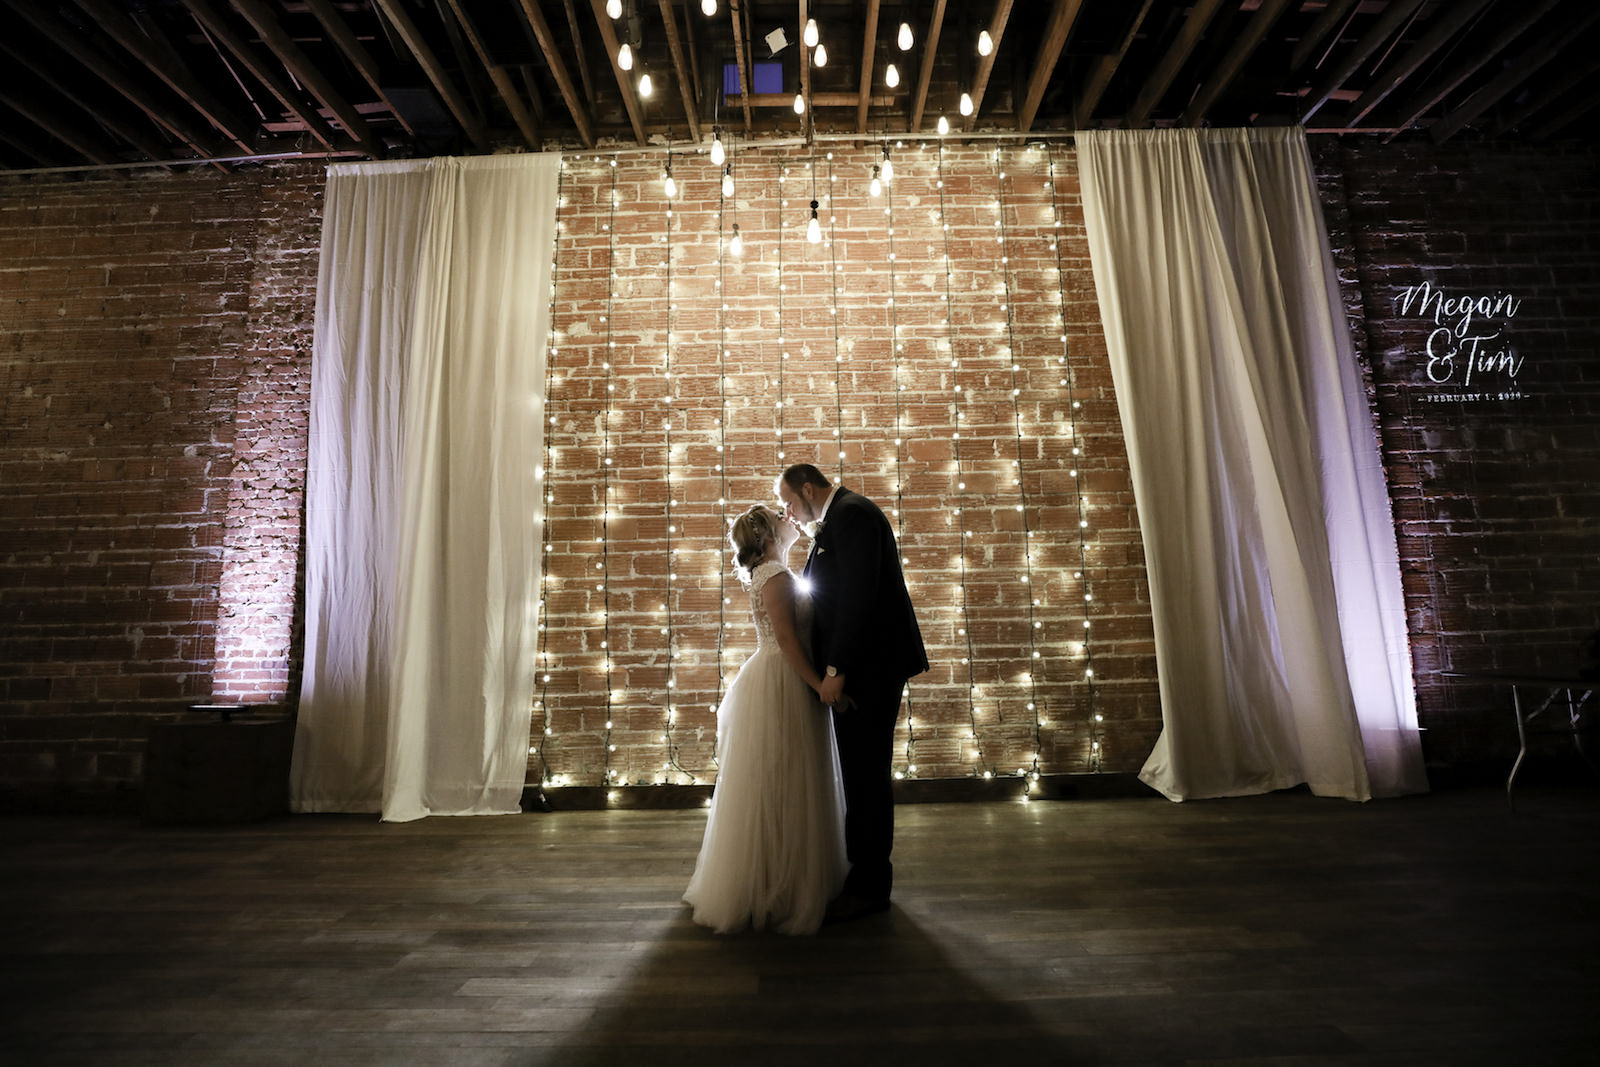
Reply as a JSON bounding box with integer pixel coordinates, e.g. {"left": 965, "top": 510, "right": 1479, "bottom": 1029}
{"left": 290, "top": 154, "right": 558, "bottom": 821}
{"left": 1076, "top": 127, "right": 1427, "bottom": 801}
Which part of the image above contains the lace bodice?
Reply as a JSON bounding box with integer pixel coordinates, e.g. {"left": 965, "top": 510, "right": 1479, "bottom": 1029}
{"left": 748, "top": 559, "right": 812, "bottom": 655}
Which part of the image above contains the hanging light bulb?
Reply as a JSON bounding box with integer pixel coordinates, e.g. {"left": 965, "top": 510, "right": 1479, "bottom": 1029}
{"left": 937, "top": 114, "right": 950, "bottom": 135}
{"left": 884, "top": 62, "right": 899, "bottom": 88}
{"left": 869, "top": 165, "right": 882, "bottom": 198}
{"left": 607, "top": 0, "right": 622, "bottom": 19}
{"left": 729, "top": 223, "right": 743, "bottom": 256}
{"left": 959, "top": 91, "right": 974, "bottom": 116}
{"left": 618, "top": 43, "right": 633, "bottom": 70}
{"left": 898, "top": 21, "right": 914, "bottom": 50}
{"left": 638, "top": 72, "right": 653, "bottom": 97}
{"left": 793, "top": 93, "right": 806, "bottom": 114}
{"left": 814, "top": 43, "right": 828, "bottom": 67}
{"left": 806, "top": 200, "right": 821, "bottom": 244}
{"left": 804, "top": 18, "right": 819, "bottom": 47}
{"left": 881, "top": 150, "right": 894, "bottom": 185}
{"left": 701, "top": 0, "right": 717, "bottom": 14}
{"left": 709, "top": 127, "right": 724, "bottom": 166}
{"left": 721, "top": 165, "right": 734, "bottom": 198}
{"left": 978, "top": 30, "right": 994, "bottom": 57}
{"left": 663, "top": 165, "right": 677, "bottom": 199}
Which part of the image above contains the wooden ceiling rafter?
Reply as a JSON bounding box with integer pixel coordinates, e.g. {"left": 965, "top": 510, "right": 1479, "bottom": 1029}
{"left": 1076, "top": 0, "right": 1153, "bottom": 126}
{"left": 70, "top": 0, "right": 256, "bottom": 152}
{"left": 369, "top": 0, "right": 486, "bottom": 151}
{"left": 517, "top": 0, "right": 595, "bottom": 148}
{"left": 1344, "top": 0, "right": 1496, "bottom": 128}
{"left": 0, "top": 33, "right": 174, "bottom": 164}
{"left": 727, "top": 0, "right": 754, "bottom": 133}
{"left": 441, "top": 0, "right": 542, "bottom": 149}
{"left": 1491, "top": 52, "right": 1600, "bottom": 138}
{"left": 5, "top": 0, "right": 228, "bottom": 168}
{"left": 1289, "top": 0, "right": 1361, "bottom": 76}
{"left": 230, "top": 0, "right": 388, "bottom": 157}
{"left": 1181, "top": 0, "right": 1294, "bottom": 127}
{"left": 1125, "top": 0, "right": 1226, "bottom": 127}
{"left": 302, "top": 0, "right": 417, "bottom": 138}
{"left": 179, "top": 0, "right": 344, "bottom": 152}
{"left": 797, "top": 0, "right": 812, "bottom": 140}
{"left": 855, "top": 0, "right": 881, "bottom": 133}
{"left": 964, "top": 0, "right": 1015, "bottom": 130}
{"left": 1430, "top": 6, "right": 1600, "bottom": 144}
{"left": 0, "top": 87, "right": 121, "bottom": 165}
{"left": 656, "top": 0, "right": 702, "bottom": 145}
{"left": 1384, "top": 0, "right": 1565, "bottom": 142}
{"left": 907, "top": 0, "right": 946, "bottom": 134}
{"left": 1016, "top": 0, "right": 1083, "bottom": 133}
{"left": 1300, "top": 0, "right": 1428, "bottom": 124}
{"left": 587, "top": 0, "right": 647, "bottom": 145}
{"left": 0, "top": 123, "right": 65, "bottom": 168}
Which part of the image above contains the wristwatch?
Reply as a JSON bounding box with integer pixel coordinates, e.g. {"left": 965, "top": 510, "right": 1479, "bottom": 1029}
{"left": 826, "top": 666, "right": 838, "bottom": 677}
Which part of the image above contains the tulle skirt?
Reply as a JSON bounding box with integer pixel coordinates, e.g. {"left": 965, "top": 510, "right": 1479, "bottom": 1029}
{"left": 683, "top": 647, "right": 847, "bottom": 935}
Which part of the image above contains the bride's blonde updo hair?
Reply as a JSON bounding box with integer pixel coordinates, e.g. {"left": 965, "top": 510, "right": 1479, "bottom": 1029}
{"left": 728, "top": 504, "right": 783, "bottom": 586}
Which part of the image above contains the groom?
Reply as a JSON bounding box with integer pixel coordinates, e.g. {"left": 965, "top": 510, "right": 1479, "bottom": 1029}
{"left": 776, "top": 463, "right": 928, "bottom": 921}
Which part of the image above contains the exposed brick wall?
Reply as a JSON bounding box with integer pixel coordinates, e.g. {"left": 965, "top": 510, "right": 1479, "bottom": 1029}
{"left": 0, "top": 163, "right": 321, "bottom": 791}
{"left": 1312, "top": 137, "right": 1600, "bottom": 767}
{"left": 535, "top": 143, "right": 1157, "bottom": 786}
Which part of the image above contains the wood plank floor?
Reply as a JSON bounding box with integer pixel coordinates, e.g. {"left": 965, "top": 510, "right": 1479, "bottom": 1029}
{"left": 3, "top": 787, "right": 1598, "bottom": 1065}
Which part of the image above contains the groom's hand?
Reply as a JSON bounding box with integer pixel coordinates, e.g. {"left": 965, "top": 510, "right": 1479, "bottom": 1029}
{"left": 819, "top": 673, "right": 845, "bottom": 707}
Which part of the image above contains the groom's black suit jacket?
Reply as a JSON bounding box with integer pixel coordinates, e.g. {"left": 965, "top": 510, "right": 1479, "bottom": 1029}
{"left": 802, "top": 488, "right": 929, "bottom": 691}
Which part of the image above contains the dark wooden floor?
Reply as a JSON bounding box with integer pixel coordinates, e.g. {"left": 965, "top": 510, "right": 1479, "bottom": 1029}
{"left": 3, "top": 786, "right": 1598, "bottom": 1065}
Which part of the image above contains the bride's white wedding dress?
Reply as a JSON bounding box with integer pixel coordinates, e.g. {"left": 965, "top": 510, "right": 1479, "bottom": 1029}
{"left": 683, "top": 559, "right": 846, "bottom": 934}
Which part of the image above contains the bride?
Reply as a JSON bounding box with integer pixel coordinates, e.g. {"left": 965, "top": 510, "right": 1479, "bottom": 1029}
{"left": 682, "top": 504, "right": 846, "bottom": 935}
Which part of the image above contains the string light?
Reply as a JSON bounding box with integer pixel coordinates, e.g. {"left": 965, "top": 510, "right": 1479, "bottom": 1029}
{"left": 806, "top": 199, "right": 821, "bottom": 244}
{"left": 730, "top": 222, "right": 743, "bottom": 256}
{"left": 993, "top": 147, "right": 1044, "bottom": 785}
{"left": 803, "top": 17, "right": 818, "bottom": 47}
{"left": 710, "top": 127, "right": 725, "bottom": 167}
{"left": 824, "top": 150, "right": 845, "bottom": 478}
{"left": 870, "top": 164, "right": 882, "bottom": 198}
{"left": 978, "top": 30, "right": 994, "bottom": 56}
{"left": 534, "top": 158, "right": 565, "bottom": 788}
{"left": 884, "top": 63, "right": 899, "bottom": 88}
{"left": 638, "top": 72, "right": 653, "bottom": 98}
{"left": 897, "top": 21, "right": 914, "bottom": 50}
{"left": 663, "top": 157, "right": 677, "bottom": 199}
{"left": 701, "top": 0, "right": 716, "bottom": 14}
{"left": 721, "top": 164, "right": 734, "bottom": 198}
{"left": 600, "top": 159, "right": 618, "bottom": 787}
{"left": 793, "top": 94, "right": 806, "bottom": 115}
{"left": 959, "top": 92, "right": 974, "bottom": 117}
{"left": 880, "top": 145, "right": 894, "bottom": 185}
{"left": 936, "top": 139, "right": 987, "bottom": 779}
{"left": 661, "top": 145, "right": 692, "bottom": 786}
{"left": 937, "top": 114, "right": 950, "bottom": 135}
{"left": 814, "top": 43, "right": 828, "bottom": 67}
{"left": 617, "top": 43, "right": 632, "bottom": 71}
{"left": 777, "top": 165, "right": 788, "bottom": 466}
{"left": 883, "top": 134, "right": 916, "bottom": 780}
{"left": 606, "top": 0, "right": 621, "bottom": 19}
{"left": 1046, "top": 143, "right": 1099, "bottom": 769}
{"left": 715, "top": 130, "right": 732, "bottom": 740}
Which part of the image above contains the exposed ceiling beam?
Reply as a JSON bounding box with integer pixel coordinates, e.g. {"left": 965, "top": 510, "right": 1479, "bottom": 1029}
{"left": 1076, "top": 0, "right": 1153, "bottom": 126}
{"left": 727, "top": 0, "right": 753, "bottom": 133}
{"left": 1126, "top": 0, "right": 1226, "bottom": 127}
{"left": 587, "top": 0, "right": 646, "bottom": 145}
{"left": 1289, "top": 0, "right": 1360, "bottom": 75}
{"left": 965, "top": 0, "right": 1015, "bottom": 129}
{"left": 681, "top": 0, "right": 702, "bottom": 110}
{"left": 0, "top": 87, "right": 120, "bottom": 165}
{"left": 656, "top": 0, "right": 701, "bottom": 144}
{"left": 1431, "top": 6, "right": 1600, "bottom": 144}
{"left": 70, "top": 0, "right": 255, "bottom": 152}
{"left": 179, "top": 0, "right": 342, "bottom": 152}
{"left": 441, "top": 0, "right": 541, "bottom": 149}
{"left": 0, "top": 123, "right": 66, "bottom": 168}
{"left": 907, "top": 0, "right": 946, "bottom": 134}
{"left": 302, "top": 0, "right": 416, "bottom": 138}
{"left": 797, "top": 0, "right": 811, "bottom": 140}
{"left": 1492, "top": 52, "right": 1600, "bottom": 137}
{"left": 856, "top": 0, "right": 881, "bottom": 133}
{"left": 1345, "top": 0, "right": 1495, "bottom": 128}
{"left": 1182, "top": 0, "right": 1294, "bottom": 127}
{"left": 560, "top": 0, "right": 599, "bottom": 109}
{"left": 5, "top": 0, "right": 226, "bottom": 168}
{"left": 368, "top": 0, "right": 485, "bottom": 151}
{"left": 517, "top": 0, "right": 594, "bottom": 148}
{"left": 1385, "top": 0, "right": 1564, "bottom": 140}
{"left": 230, "top": 0, "right": 387, "bottom": 157}
{"left": 1300, "top": 0, "right": 1428, "bottom": 123}
{"left": 1529, "top": 88, "right": 1600, "bottom": 141}
{"left": 0, "top": 34, "right": 172, "bottom": 164}
{"left": 731, "top": 92, "right": 897, "bottom": 109}
{"left": 1016, "top": 0, "right": 1083, "bottom": 133}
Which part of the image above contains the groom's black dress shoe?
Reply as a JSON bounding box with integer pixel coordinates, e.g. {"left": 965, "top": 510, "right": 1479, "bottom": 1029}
{"left": 824, "top": 894, "right": 890, "bottom": 924}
